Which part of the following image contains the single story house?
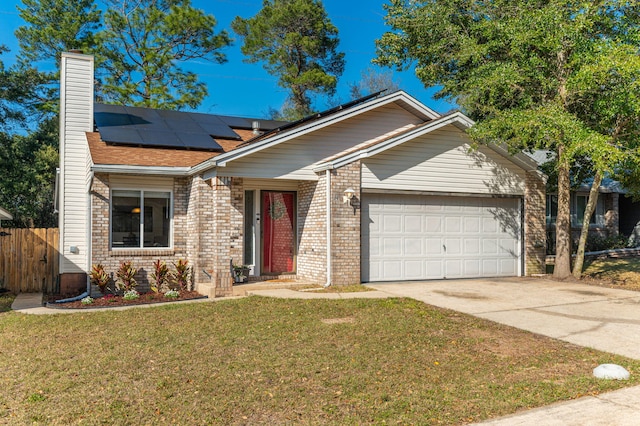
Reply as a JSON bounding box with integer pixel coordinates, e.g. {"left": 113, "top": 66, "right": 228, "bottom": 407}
{"left": 0, "top": 207, "right": 12, "bottom": 226}
{"left": 58, "top": 52, "right": 546, "bottom": 297}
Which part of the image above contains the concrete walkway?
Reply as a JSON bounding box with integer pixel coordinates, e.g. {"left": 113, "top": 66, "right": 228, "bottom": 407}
{"left": 9, "top": 277, "right": 640, "bottom": 424}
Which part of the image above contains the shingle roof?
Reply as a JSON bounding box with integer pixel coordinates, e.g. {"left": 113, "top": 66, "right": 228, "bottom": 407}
{"left": 86, "top": 132, "right": 219, "bottom": 167}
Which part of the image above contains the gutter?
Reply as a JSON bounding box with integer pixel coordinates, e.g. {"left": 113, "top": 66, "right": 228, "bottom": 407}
{"left": 92, "top": 164, "right": 192, "bottom": 176}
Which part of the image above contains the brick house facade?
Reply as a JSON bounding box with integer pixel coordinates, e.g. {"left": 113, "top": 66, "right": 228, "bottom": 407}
{"left": 58, "top": 52, "right": 546, "bottom": 298}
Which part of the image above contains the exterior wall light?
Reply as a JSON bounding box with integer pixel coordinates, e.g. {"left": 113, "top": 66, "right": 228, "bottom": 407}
{"left": 343, "top": 188, "right": 356, "bottom": 204}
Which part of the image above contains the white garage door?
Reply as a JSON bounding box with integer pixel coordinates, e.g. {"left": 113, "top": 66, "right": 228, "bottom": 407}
{"left": 362, "top": 194, "right": 521, "bottom": 282}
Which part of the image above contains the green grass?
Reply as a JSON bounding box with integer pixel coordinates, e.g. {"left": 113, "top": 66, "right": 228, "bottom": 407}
{"left": 1, "top": 297, "right": 639, "bottom": 424}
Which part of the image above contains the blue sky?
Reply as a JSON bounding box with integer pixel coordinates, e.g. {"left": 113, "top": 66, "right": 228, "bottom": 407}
{"left": 0, "top": 0, "right": 457, "bottom": 119}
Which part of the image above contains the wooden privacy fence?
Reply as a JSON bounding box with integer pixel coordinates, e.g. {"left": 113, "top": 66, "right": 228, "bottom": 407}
{"left": 0, "top": 228, "right": 59, "bottom": 293}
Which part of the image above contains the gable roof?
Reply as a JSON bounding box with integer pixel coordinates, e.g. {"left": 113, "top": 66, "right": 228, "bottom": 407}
{"left": 311, "top": 111, "right": 539, "bottom": 173}
{"left": 200, "top": 90, "right": 440, "bottom": 172}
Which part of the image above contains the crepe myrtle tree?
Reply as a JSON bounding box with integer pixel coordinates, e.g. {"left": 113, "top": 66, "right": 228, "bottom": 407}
{"left": 375, "top": 0, "right": 640, "bottom": 279}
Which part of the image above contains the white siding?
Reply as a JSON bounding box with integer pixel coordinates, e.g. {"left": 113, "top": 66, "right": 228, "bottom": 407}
{"left": 59, "top": 53, "right": 94, "bottom": 273}
{"left": 362, "top": 127, "right": 526, "bottom": 195}
{"left": 221, "top": 103, "right": 421, "bottom": 180}
{"left": 242, "top": 178, "right": 299, "bottom": 191}
{"left": 109, "top": 175, "right": 173, "bottom": 190}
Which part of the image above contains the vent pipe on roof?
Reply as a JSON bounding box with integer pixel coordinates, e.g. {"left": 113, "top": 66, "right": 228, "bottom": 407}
{"left": 252, "top": 121, "right": 261, "bottom": 135}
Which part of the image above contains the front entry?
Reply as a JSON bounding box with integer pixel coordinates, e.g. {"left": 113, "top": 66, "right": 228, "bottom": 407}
{"left": 261, "top": 191, "right": 296, "bottom": 274}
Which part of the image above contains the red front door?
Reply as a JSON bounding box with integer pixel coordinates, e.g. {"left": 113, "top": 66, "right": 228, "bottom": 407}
{"left": 262, "top": 191, "right": 296, "bottom": 274}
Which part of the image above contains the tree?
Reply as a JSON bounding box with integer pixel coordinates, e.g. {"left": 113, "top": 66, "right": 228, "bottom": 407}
{"left": 0, "top": 46, "right": 50, "bottom": 131}
{"left": 98, "top": 0, "right": 231, "bottom": 110}
{"left": 349, "top": 67, "right": 400, "bottom": 100}
{"left": 0, "top": 118, "right": 59, "bottom": 227}
{"left": 232, "top": 0, "right": 345, "bottom": 119}
{"left": 375, "top": 0, "right": 639, "bottom": 279}
{"left": 15, "top": 0, "right": 101, "bottom": 66}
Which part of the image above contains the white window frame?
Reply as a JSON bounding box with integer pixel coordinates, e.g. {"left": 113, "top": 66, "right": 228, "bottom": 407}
{"left": 572, "top": 194, "right": 605, "bottom": 227}
{"left": 109, "top": 188, "right": 174, "bottom": 250}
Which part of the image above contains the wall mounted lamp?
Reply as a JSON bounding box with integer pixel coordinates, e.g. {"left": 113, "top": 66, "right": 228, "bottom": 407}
{"left": 342, "top": 188, "right": 359, "bottom": 215}
{"left": 342, "top": 188, "right": 356, "bottom": 204}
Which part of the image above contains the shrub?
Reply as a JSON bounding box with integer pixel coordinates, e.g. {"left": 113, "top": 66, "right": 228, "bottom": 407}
{"left": 81, "top": 296, "right": 94, "bottom": 305}
{"left": 585, "top": 234, "right": 629, "bottom": 252}
{"left": 150, "top": 260, "right": 171, "bottom": 293}
{"left": 173, "top": 259, "right": 191, "bottom": 291}
{"left": 164, "top": 289, "right": 179, "bottom": 298}
{"left": 115, "top": 261, "right": 137, "bottom": 292}
{"left": 123, "top": 290, "right": 139, "bottom": 300}
{"left": 89, "top": 264, "right": 111, "bottom": 294}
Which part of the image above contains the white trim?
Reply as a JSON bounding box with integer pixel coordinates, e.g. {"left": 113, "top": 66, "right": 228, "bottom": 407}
{"left": 92, "top": 164, "right": 191, "bottom": 176}
{"left": 313, "top": 112, "right": 539, "bottom": 173}
{"left": 313, "top": 113, "right": 472, "bottom": 172}
{"left": 200, "top": 91, "right": 441, "bottom": 170}
{"left": 109, "top": 188, "right": 174, "bottom": 251}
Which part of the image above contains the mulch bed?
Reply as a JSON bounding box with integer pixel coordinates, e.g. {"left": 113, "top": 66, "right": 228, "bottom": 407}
{"left": 47, "top": 291, "right": 206, "bottom": 309}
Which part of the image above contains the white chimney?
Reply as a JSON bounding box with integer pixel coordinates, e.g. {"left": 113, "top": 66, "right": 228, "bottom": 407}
{"left": 58, "top": 52, "right": 94, "bottom": 281}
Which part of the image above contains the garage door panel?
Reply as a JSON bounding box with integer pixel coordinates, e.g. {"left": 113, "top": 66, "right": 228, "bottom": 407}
{"left": 405, "top": 215, "right": 423, "bottom": 233}
{"left": 426, "top": 238, "right": 442, "bottom": 254}
{"left": 445, "top": 216, "right": 462, "bottom": 232}
{"left": 383, "top": 215, "right": 402, "bottom": 232}
{"left": 464, "top": 260, "right": 480, "bottom": 275}
{"left": 482, "top": 259, "right": 498, "bottom": 275}
{"left": 382, "top": 237, "right": 402, "bottom": 256}
{"left": 464, "top": 238, "right": 480, "bottom": 254}
{"left": 404, "top": 237, "right": 423, "bottom": 255}
{"left": 426, "top": 217, "right": 442, "bottom": 232}
{"left": 362, "top": 194, "right": 521, "bottom": 282}
{"left": 464, "top": 216, "right": 481, "bottom": 233}
{"left": 382, "top": 260, "right": 402, "bottom": 280}
{"left": 404, "top": 260, "right": 424, "bottom": 279}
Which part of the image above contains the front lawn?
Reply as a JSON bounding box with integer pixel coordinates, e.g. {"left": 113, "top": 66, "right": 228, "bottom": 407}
{"left": 583, "top": 257, "right": 640, "bottom": 290}
{"left": 1, "top": 297, "right": 638, "bottom": 424}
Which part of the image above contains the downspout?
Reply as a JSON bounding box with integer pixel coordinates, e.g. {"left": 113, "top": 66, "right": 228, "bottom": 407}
{"left": 325, "top": 169, "right": 331, "bottom": 287}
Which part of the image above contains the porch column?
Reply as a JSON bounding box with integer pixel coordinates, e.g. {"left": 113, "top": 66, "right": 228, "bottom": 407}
{"left": 330, "top": 161, "right": 362, "bottom": 285}
{"left": 524, "top": 171, "right": 546, "bottom": 275}
{"left": 212, "top": 176, "right": 234, "bottom": 296}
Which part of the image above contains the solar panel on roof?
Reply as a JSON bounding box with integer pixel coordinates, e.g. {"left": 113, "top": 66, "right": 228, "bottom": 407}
{"left": 94, "top": 103, "right": 227, "bottom": 151}
{"left": 176, "top": 132, "right": 220, "bottom": 149}
{"left": 189, "top": 113, "right": 240, "bottom": 139}
{"left": 99, "top": 127, "right": 144, "bottom": 145}
{"left": 139, "top": 129, "right": 185, "bottom": 148}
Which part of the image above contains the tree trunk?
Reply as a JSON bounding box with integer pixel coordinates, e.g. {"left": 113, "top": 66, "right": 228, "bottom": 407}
{"left": 572, "top": 171, "right": 603, "bottom": 279}
{"left": 553, "top": 147, "right": 572, "bottom": 279}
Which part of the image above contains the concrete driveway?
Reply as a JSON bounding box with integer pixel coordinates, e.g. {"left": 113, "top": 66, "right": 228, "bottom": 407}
{"left": 367, "top": 277, "right": 640, "bottom": 360}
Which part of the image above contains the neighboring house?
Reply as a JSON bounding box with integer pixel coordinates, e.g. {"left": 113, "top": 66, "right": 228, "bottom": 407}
{"left": 0, "top": 207, "right": 12, "bottom": 227}
{"left": 58, "top": 52, "right": 547, "bottom": 297}
{"left": 529, "top": 151, "right": 640, "bottom": 253}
